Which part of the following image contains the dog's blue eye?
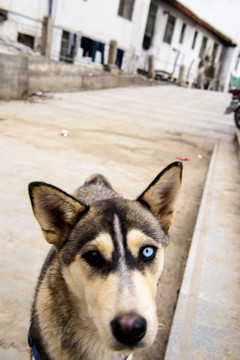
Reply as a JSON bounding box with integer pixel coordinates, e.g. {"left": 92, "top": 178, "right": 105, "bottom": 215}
{"left": 83, "top": 251, "right": 105, "bottom": 268}
{"left": 140, "top": 246, "right": 156, "bottom": 261}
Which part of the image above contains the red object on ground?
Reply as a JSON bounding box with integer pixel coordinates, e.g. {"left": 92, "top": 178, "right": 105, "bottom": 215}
{"left": 176, "top": 156, "right": 191, "bottom": 161}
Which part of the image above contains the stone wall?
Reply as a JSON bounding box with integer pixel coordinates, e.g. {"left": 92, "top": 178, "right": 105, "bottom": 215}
{"left": 28, "top": 57, "right": 112, "bottom": 93}
{"left": 0, "top": 53, "right": 155, "bottom": 100}
{"left": 0, "top": 53, "right": 28, "bottom": 100}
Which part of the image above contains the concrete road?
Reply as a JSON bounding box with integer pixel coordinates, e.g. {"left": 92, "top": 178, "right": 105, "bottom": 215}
{"left": 0, "top": 86, "right": 236, "bottom": 359}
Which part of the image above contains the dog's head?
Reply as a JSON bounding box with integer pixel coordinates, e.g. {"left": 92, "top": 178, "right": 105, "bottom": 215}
{"left": 29, "top": 162, "right": 182, "bottom": 353}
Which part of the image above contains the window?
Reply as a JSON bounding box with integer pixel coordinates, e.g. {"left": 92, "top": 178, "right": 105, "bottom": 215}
{"left": 212, "top": 42, "right": 218, "bottom": 62}
{"left": 60, "top": 31, "right": 69, "bottom": 62}
{"left": 192, "top": 30, "right": 198, "bottom": 49}
{"left": 163, "top": 14, "right": 176, "bottom": 44}
{"left": 0, "top": 9, "right": 8, "bottom": 22}
{"left": 118, "top": 0, "right": 135, "bottom": 21}
{"left": 235, "top": 53, "right": 240, "bottom": 71}
{"left": 59, "top": 30, "right": 77, "bottom": 63}
{"left": 142, "top": 4, "right": 157, "bottom": 50}
{"left": 199, "top": 36, "right": 208, "bottom": 58}
{"left": 179, "top": 23, "right": 186, "bottom": 44}
{"left": 17, "top": 33, "right": 34, "bottom": 49}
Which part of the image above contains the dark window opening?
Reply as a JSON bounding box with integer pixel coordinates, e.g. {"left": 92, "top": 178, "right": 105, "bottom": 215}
{"left": 235, "top": 53, "right": 240, "bottom": 71}
{"left": 59, "top": 31, "right": 78, "bottom": 63}
{"left": 17, "top": 33, "right": 34, "bottom": 49}
{"left": 192, "top": 30, "right": 198, "bottom": 49}
{"left": 142, "top": 4, "right": 157, "bottom": 50}
{"left": 163, "top": 14, "right": 176, "bottom": 44}
{"left": 179, "top": 23, "right": 186, "bottom": 44}
{"left": 118, "top": 0, "right": 135, "bottom": 21}
{"left": 60, "top": 30, "right": 69, "bottom": 62}
{"left": 212, "top": 42, "right": 218, "bottom": 62}
{"left": 0, "top": 9, "right": 8, "bottom": 22}
{"left": 199, "top": 36, "right": 208, "bottom": 58}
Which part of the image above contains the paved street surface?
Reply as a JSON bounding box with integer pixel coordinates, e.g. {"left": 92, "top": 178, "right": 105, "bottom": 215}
{"left": 0, "top": 85, "right": 239, "bottom": 359}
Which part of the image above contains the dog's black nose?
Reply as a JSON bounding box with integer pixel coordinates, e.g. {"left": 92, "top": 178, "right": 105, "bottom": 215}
{"left": 111, "top": 312, "right": 146, "bottom": 346}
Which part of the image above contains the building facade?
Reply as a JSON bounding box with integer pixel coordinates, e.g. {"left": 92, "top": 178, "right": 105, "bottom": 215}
{"left": 0, "top": 0, "right": 239, "bottom": 92}
{"left": 138, "top": 0, "right": 238, "bottom": 91}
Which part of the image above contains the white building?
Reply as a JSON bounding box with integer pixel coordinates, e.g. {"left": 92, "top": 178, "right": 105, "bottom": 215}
{"left": 0, "top": 0, "right": 239, "bottom": 91}
{"left": 138, "top": 0, "right": 238, "bottom": 91}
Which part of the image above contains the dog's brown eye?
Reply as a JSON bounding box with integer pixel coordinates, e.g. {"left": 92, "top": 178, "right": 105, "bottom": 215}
{"left": 83, "top": 251, "right": 105, "bottom": 268}
{"left": 140, "top": 246, "right": 157, "bottom": 262}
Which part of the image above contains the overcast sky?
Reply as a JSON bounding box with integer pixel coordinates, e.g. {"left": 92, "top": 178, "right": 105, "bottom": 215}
{"left": 178, "top": 0, "right": 240, "bottom": 41}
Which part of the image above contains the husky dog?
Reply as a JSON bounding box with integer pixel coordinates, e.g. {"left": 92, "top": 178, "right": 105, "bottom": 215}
{"left": 28, "top": 162, "right": 182, "bottom": 360}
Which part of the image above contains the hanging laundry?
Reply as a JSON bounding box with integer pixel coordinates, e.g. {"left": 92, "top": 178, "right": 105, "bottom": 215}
{"left": 92, "top": 41, "right": 105, "bottom": 65}
{"left": 116, "top": 48, "right": 124, "bottom": 69}
{"left": 81, "top": 37, "right": 94, "bottom": 57}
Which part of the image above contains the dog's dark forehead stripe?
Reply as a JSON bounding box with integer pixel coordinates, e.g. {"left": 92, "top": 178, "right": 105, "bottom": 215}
{"left": 103, "top": 198, "right": 167, "bottom": 245}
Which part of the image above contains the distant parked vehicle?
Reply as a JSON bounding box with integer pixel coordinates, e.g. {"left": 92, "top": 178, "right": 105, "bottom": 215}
{"left": 225, "top": 88, "right": 240, "bottom": 129}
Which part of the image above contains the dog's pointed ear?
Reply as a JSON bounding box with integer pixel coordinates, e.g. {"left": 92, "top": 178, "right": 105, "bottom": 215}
{"left": 137, "top": 162, "right": 182, "bottom": 232}
{"left": 28, "top": 182, "right": 87, "bottom": 249}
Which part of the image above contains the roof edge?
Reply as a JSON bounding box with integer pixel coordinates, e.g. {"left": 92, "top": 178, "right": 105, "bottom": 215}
{"left": 163, "top": 0, "right": 236, "bottom": 46}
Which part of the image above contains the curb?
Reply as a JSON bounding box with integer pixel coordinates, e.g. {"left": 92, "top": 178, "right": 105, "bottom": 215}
{"left": 164, "top": 139, "right": 220, "bottom": 359}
